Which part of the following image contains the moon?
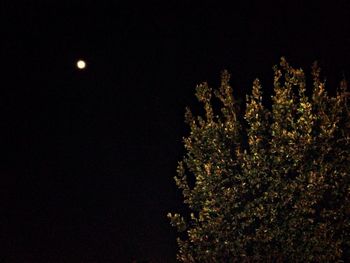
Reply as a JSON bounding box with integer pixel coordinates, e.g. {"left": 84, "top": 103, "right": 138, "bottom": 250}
{"left": 76, "top": 60, "right": 86, "bottom": 69}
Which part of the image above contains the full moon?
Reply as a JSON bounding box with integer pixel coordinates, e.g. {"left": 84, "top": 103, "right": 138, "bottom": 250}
{"left": 76, "top": 60, "right": 86, "bottom": 69}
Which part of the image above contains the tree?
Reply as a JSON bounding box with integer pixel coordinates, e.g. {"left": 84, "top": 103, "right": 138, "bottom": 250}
{"left": 168, "top": 58, "right": 350, "bottom": 262}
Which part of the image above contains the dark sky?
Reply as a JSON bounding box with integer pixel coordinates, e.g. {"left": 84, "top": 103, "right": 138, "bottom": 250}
{"left": 1, "top": 1, "right": 350, "bottom": 262}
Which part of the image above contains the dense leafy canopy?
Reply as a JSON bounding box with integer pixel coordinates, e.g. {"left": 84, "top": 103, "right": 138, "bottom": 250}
{"left": 168, "top": 58, "right": 350, "bottom": 262}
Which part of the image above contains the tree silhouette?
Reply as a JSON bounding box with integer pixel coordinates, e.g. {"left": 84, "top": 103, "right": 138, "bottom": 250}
{"left": 169, "top": 58, "right": 350, "bottom": 262}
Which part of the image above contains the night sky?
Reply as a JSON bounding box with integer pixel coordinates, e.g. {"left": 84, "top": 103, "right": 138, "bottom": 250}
{"left": 2, "top": 1, "right": 350, "bottom": 262}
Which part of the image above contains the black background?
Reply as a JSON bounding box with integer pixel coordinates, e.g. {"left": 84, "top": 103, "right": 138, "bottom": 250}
{"left": 1, "top": 1, "right": 350, "bottom": 262}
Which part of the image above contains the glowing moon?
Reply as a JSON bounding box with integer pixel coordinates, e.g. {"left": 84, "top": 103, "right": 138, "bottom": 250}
{"left": 76, "top": 60, "right": 86, "bottom": 69}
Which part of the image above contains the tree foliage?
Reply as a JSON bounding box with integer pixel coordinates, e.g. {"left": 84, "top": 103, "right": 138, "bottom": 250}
{"left": 168, "top": 58, "right": 350, "bottom": 262}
